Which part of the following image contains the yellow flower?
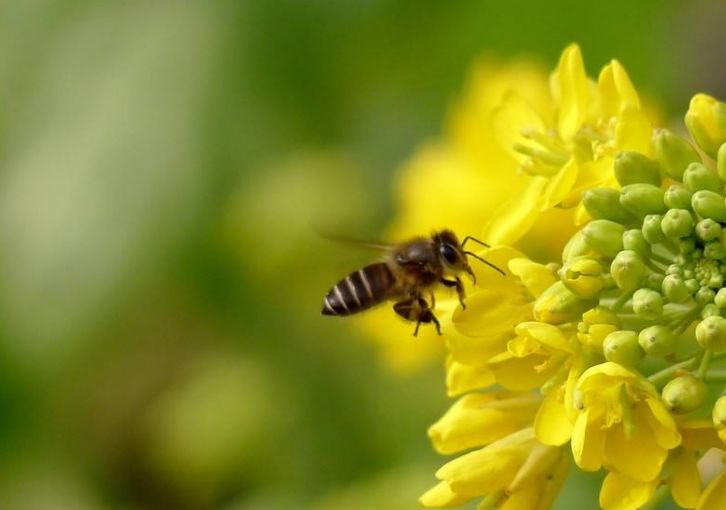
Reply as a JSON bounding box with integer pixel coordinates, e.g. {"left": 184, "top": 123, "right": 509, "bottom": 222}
{"left": 685, "top": 93, "right": 726, "bottom": 158}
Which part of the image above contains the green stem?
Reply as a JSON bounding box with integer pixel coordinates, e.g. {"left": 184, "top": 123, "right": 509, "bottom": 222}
{"left": 704, "top": 369, "right": 726, "bottom": 382}
{"left": 698, "top": 350, "right": 713, "bottom": 379}
{"left": 648, "top": 357, "right": 699, "bottom": 386}
{"left": 477, "top": 492, "right": 501, "bottom": 510}
{"left": 611, "top": 291, "right": 634, "bottom": 312}
{"left": 641, "top": 485, "right": 670, "bottom": 510}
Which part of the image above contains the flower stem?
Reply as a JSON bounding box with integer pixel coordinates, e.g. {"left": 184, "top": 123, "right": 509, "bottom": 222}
{"left": 641, "top": 486, "right": 670, "bottom": 510}
{"left": 697, "top": 350, "right": 713, "bottom": 379}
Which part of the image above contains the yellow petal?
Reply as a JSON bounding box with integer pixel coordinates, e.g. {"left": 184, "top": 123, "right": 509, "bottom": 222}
{"left": 446, "top": 358, "right": 495, "bottom": 397}
{"left": 507, "top": 258, "right": 556, "bottom": 298}
{"left": 535, "top": 387, "right": 574, "bottom": 445}
{"left": 680, "top": 419, "right": 722, "bottom": 451}
{"left": 487, "top": 351, "right": 555, "bottom": 391}
{"left": 516, "top": 321, "right": 573, "bottom": 353}
{"left": 642, "top": 397, "right": 681, "bottom": 449}
{"left": 598, "top": 60, "right": 641, "bottom": 118}
{"left": 484, "top": 177, "right": 547, "bottom": 246}
{"left": 469, "top": 245, "right": 526, "bottom": 291}
{"left": 492, "top": 91, "right": 548, "bottom": 164}
{"left": 697, "top": 469, "right": 726, "bottom": 510}
{"left": 571, "top": 408, "right": 605, "bottom": 471}
{"left": 536, "top": 158, "right": 579, "bottom": 210}
{"left": 670, "top": 447, "right": 701, "bottom": 509}
{"left": 499, "top": 485, "right": 541, "bottom": 510}
{"left": 554, "top": 44, "right": 589, "bottom": 140}
{"left": 599, "top": 472, "right": 657, "bottom": 510}
{"left": 616, "top": 107, "right": 653, "bottom": 155}
{"left": 428, "top": 392, "right": 540, "bottom": 454}
{"left": 603, "top": 413, "right": 667, "bottom": 482}
{"left": 577, "top": 362, "right": 639, "bottom": 394}
{"left": 452, "top": 290, "right": 527, "bottom": 340}
{"left": 419, "top": 480, "right": 474, "bottom": 508}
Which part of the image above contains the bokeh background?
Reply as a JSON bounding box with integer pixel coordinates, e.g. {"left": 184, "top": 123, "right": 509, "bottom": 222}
{"left": 0, "top": 1, "right": 725, "bottom": 509}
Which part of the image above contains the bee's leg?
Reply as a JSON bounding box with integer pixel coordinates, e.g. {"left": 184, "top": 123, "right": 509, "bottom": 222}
{"left": 393, "top": 296, "right": 442, "bottom": 337}
{"left": 441, "top": 277, "right": 466, "bottom": 309}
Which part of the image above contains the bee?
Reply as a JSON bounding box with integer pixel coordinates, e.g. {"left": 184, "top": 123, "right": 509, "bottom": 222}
{"left": 321, "top": 229, "right": 504, "bottom": 336}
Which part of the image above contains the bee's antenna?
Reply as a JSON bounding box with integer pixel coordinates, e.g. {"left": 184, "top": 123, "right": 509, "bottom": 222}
{"left": 461, "top": 236, "right": 491, "bottom": 249}
{"left": 464, "top": 251, "right": 505, "bottom": 276}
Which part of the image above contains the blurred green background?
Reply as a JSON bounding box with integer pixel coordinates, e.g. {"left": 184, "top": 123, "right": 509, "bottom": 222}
{"left": 0, "top": 1, "right": 724, "bottom": 509}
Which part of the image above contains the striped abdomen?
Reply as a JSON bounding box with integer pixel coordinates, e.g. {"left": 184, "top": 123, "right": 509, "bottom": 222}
{"left": 322, "top": 263, "right": 395, "bottom": 316}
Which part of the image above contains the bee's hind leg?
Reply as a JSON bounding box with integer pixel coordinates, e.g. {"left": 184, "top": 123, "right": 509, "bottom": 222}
{"left": 393, "top": 295, "right": 442, "bottom": 337}
{"left": 441, "top": 277, "right": 466, "bottom": 309}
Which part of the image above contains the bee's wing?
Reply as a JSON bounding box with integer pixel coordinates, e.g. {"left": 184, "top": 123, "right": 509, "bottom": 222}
{"left": 320, "top": 233, "right": 395, "bottom": 253}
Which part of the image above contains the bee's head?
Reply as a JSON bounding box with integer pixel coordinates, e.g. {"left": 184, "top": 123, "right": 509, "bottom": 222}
{"left": 433, "top": 230, "right": 504, "bottom": 283}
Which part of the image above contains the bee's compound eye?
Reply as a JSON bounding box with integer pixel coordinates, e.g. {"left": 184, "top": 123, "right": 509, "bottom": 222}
{"left": 440, "top": 244, "right": 458, "bottom": 264}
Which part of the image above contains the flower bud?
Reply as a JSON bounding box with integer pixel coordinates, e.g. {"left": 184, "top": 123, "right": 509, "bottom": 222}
{"left": 719, "top": 143, "right": 726, "bottom": 182}
{"left": 638, "top": 324, "right": 677, "bottom": 356}
{"left": 645, "top": 273, "right": 664, "bottom": 291}
{"left": 562, "top": 231, "right": 593, "bottom": 263}
{"left": 622, "top": 229, "right": 650, "bottom": 258}
{"left": 632, "top": 288, "right": 663, "bottom": 320}
{"left": 683, "top": 162, "right": 722, "bottom": 193}
{"left": 610, "top": 250, "right": 646, "bottom": 291}
{"left": 685, "top": 278, "right": 700, "bottom": 294}
{"left": 702, "top": 303, "right": 721, "bottom": 319}
{"left": 642, "top": 214, "right": 666, "bottom": 244}
{"left": 654, "top": 128, "right": 700, "bottom": 181}
{"left": 679, "top": 237, "right": 696, "bottom": 254}
{"left": 691, "top": 190, "right": 726, "bottom": 222}
{"left": 613, "top": 151, "right": 661, "bottom": 186}
{"left": 582, "top": 306, "right": 619, "bottom": 326}
{"left": 661, "top": 374, "right": 708, "bottom": 414}
{"left": 603, "top": 330, "right": 644, "bottom": 366}
{"left": 579, "top": 323, "right": 618, "bottom": 348}
{"left": 709, "top": 273, "right": 724, "bottom": 289}
{"left": 582, "top": 220, "right": 625, "bottom": 257}
{"left": 715, "top": 288, "right": 726, "bottom": 308}
{"left": 695, "top": 286, "right": 716, "bottom": 305}
{"left": 695, "top": 316, "right": 726, "bottom": 351}
{"left": 582, "top": 188, "right": 634, "bottom": 223}
{"left": 533, "top": 281, "right": 596, "bottom": 325}
{"left": 704, "top": 240, "right": 726, "bottom": 260}
{"left": 696, "top": 218, "right": 722, "bottom": 242}
{"left": 561, "top": 258, "right": 605, "bottom": 298}
{"left": 664, "top": 185, "right": 693, "bottom": 210}
{"left": 619, "top": 184, "right": 666, "bottom": 218}
{"left": 713, "top": 396, "right": 726, "bottom": 436}
{"left": 685, "top": 93, "right": 726, "bottom": 158}
{"left": 662, "top": 274, "right": 690, "bottom": 303}
{"left": 661, "top": 208, "right": 695, "bottom": 239}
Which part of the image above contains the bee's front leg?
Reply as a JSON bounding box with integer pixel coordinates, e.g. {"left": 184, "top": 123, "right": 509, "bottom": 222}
{"left": 441, "top": 277, "right": 466, "bottom": 309}
{"left": 393, "top": 296, "right": 441, "bottom": 337}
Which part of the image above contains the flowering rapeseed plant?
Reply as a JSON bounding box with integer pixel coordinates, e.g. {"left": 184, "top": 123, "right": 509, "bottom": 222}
{"left": 369, "top": 44, "right": 726, "bottom": 509}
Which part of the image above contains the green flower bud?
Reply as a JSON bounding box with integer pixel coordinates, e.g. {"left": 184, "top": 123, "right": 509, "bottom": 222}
{"left": 561, "top": 258, "right": 605, "bottom": 298}
{"left": 562, "top": 231, "right": 593, "bottom": 263}
{"left": 702, "top": 303, "right": 721, "bottom": 319}
{"left": 696, "top": 316, "right": 726, "bottom": 351}
{"left": 613, "top": 151, "right": 661, "bottom": 186}
{"left": 619, "top": 184, "right": 666, "bottom": 218}
{"left": 645, "top": 273, "right": 664, "bottom": 291}
{"left": 683, "top": 162, "right": 722, "bottom": 193}
{"left": 719, "top": 143, "right": 726, "bottom": 182}
{"left": 713, "top": 396, "right": 726, "bottom": 430}
{"left": 654, "top": 128, "right": 700, "bottom": 181}
{"left": 696, "top": 218, "right": 722, "bottom": 242}
{"left": 622, "top": 229, "right": 651, "bottom": 258}
{"left": 662, "top": 375, "right": 708, "bottom": 414}
{"left": 662, "top": 274, "right": 690, "bottom": 303}
{"left": 603, "top": 330, "right": 644, "bottom": 366}
{"left": 679, "top": 237, "right": 696, "bottom": 254}
{"left": 664, "top": 185, "right": 693, "bottom": 210}
{"left": 696, "top": 286, "right": 716, "bottom": 305}
{"left": 610, "top": 250, "right": 646, "bottom": 291}
{"left": 582, "top": 306, "right": 619, "bottom": 326}
{"left": 582, "top": 220, "right": 625, "bottom": 257}
{"left": 715, "top": 288, "right": 726, "bottom": 308}
{"left": 642, "top": 214, "right": 666, "bottom": 244}
{"left": 533, "top": 281, "right": 596, "bottom": 325}
{"left": 685, "top": 93, "right": 726, "bottom": 159}
{"left": 666, "top": 264, "right": 682, "bottom": 276}
{"left": 638, "top": 324, "right": 677, "bottom": 357}
{"left": 691, "top": 190, "right": 726, "bottom": 222}
{"left": 708, "top": 272, "right": 724, "bottom": 289}
{"left": 582, "top": 188, "right": 634, "bottom": 223}
{"left": 704, "top": 240, "right": 726, "bottom": 260}
{"left": 661, "top": 208, "right": 695, "bottom": 238}
{"left": 632, "top": 288, "right": 663, "bottom": 320}
{"left": 685, "top": 278, "right": 700, "bottom": 294}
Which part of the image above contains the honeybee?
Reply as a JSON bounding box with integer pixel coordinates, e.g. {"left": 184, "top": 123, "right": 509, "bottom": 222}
{"left": 321, "top": 229, "right": 504, "bottom": 336}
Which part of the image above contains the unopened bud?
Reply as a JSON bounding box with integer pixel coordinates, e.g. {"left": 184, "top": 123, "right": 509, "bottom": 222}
{"left": 613, "top": 151, "right": 661, "bottom": 186}
{"left": 683, "top": 162, "right": 722, "bottom": 193}
{"left": 679, "top": 237, "right": 696, "bottom": 254}
{"left": 709, "top": 273, "right": 724, "bottom": 289}
{"left": 562, "top": 231, "right": 593, "bottom": 263}
{"left": 685, "top": 278, "right": 700, "bottom": 294}
{"left": 702, "top": 304, "right": 721, "bottom": 319}
{"left": 533, "top": 281, "right": 596, "bottom": 325}
{"left": 583, "top": 188, "right": 634, "bottom": 223}
{"left": 619, "top": 184, "right": 666, "bottom": 218}
{"left": 662, "top": 374, "right": 708, "bottom": 414}
{"left": 719, "top": 143, "right": 726, "bottom": 182}
{"left": 685, "top": 93, "right": 726, "bottom": 158}
{"left": 715, "top": 288, "right": 726, "bottom": 308}
{"left": 632, "top": 288, "right": 664, "bottom": 320}
{"left": 661, "top": 208, "right": 695, "bottom": 239}
{"left": 582, "top": 220, "right": 625, "bottom": 257}
{"left": 704, "top": 240, "right": 726, "bottom": 260}
{"left": 638, "top": 324, "right": 677, "bottom": 356}
{"left": 622, "top": 229, "right": 650, "bottom": 258}
{"left": 695, "top": 286, "right": 716, "bottom": 305}
{"left": 582, "top": 306, "right": 619, "bottom": 326}
{"left": 645, "top": 273, "right": 664, "bottom": 291}
{"left": 642, "top": 214, "right": 666, "bottom": 244}
{"left": 610, "top": 250, "right": 646, "bottom": 291}
{"left": 664, "top": 185, "right": 693, "bottom": 210}
{"left": 603, "top": 330, "right": 644, "bottom": 366}
{"left": 561, "top": 258, "right": 605, "bottom": 298}
{"left": 696, "top": 316, "right": 726, "bottom": 351}
{"left": 691, "top": 190, "right": 726, "bottom": 222}
{"left": 696, "top": 218, "right": 722, "bottom": 242}
{"left": 662, "top": 275, "right": 690, "bottom": 303}
{"left": 713, "top": 396, "right": 726, "bottom": 433}
{"left": 654, "top": 128, "right": 700, "bottom": 181}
